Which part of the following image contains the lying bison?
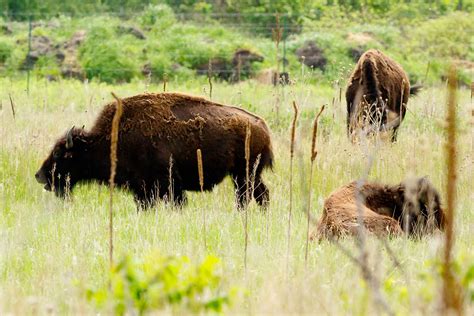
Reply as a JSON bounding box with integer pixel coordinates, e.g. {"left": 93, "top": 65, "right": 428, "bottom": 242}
{"left": 314, "top": 177, "right": 445, "bottom": 240}
{"left": 35, "top": 93, "right": 273, "bottom": 209}
{"left": 346, "top": 49, "right": 421, "bottom": 142}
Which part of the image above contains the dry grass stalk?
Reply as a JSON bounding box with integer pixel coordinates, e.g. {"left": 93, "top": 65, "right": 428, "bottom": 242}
{"left": 168, "top": 155, "right": 174, "bottom": 203}
{"left": 442, "top": 65, "right": 464, "bottom": 315}
{"left": 8, "top": 93, "right": 15, "bottom": 120}
{"left": 304, "top": 105, "right": 325, "bottom": 266}
{"left": 196, "top": 149, "right": 206, "bottom": 250}
{"left": 423, "top": 61, "right": 431, "bottom": 84}
{"left": 244, "top": 120, "right": 251, "bottom": 271}
{"left": 287, "top": 101, "right": 299, "bottom": 274}
{"left": 109, "top": 92, "right": 123, "bottom": 268}
{"left": 163, "top": 73, "right": 168, "bottom": 92}
{"left": 208, "top": 59, "right": 213, "bottom": 100}
{"left": 350, "top": 128, "right": 394, "bottom": 315}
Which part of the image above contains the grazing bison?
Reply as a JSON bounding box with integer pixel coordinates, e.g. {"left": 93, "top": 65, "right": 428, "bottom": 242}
{"left": 314, "top": 177, "right": 445, "bottom": 240}
{"left": 35, "top": 93, "right": 273, "bottom": 209}
{"left": 346, "top": 49, "right": 421, "bottom": 141}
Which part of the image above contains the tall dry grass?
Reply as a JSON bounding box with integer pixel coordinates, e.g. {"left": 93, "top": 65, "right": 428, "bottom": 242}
{"left": 196, "top": 149, "right": 206, "bottom": 250}
{"left": 244, "top": 119, "right": 251, "bottom": 271}
{"left": 286, "top": 101, "right": 299, "bottom": 274}
{"left": 109, "top": 92, "right": 123, "bottom": 267}
{"left": 442, "top": 66, "right": 464, "bottom": 315}
{"left": 304, "top": 105, "right": 325, "bottom": 266}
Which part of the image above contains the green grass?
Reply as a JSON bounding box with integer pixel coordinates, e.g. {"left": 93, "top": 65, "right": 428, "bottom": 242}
{"left": 0, "top": 76, "right": 473, "bottom": 314}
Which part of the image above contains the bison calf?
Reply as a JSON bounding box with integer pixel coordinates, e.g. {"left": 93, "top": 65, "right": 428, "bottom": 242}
{"left": 35, "top": 93, "right": 273, "bottom": 209}
{"left": 346, "top": 49, "right": 420, "bottom": 142}
{"left": 314, "top": 177, "right": 445, "bottom": 240}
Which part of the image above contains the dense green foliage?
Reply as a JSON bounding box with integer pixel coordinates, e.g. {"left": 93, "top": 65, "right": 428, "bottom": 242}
{"left": 0, "top": 1, "right": 472, "bottom": 83}
{"left": 87, "top": 253, "right": 231, "bottom": 314}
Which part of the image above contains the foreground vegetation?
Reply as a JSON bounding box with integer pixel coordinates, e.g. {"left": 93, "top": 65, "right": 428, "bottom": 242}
{"left": 0, "top": 76, "right": 473, "bottom": 314}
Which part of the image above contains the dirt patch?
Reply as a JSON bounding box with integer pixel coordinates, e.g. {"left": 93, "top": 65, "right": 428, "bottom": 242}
{"left": 295, "top": 41, "right": 327, "bottom": 70}
{"left": 348, "top": 47, "right": 365, "bottom": 62}
{"left": 117, "top": 25, "right": 146, "bottom": 40}
{"left": 1, "top": 24, "right": 13, "bottom": 35}
{"left": 61, "top": 30, "right": 86, "bottom": 79}
{"left": 347, "top": 32, "right": 375, "bottom": 45}
{"left": 21, "top": 35, "right": 64, "bottom": 70}
{"left": 196, "top": 49, "right": 263, "bottom": 82}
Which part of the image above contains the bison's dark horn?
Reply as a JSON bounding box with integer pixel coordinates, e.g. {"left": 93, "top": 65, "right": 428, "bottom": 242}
{"left": 65, "top": 126, "right": 74, "bottom": 149}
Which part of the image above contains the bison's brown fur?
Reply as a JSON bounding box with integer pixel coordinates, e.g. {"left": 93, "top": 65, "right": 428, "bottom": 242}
{"left": 36, "top": 93, "right": 273, "bottom": 209}
{"left": 346, "top": 49, "right": 418, "bottom": 141}
{"left": 314, "top": 177, "right": 445, "bottom": 240}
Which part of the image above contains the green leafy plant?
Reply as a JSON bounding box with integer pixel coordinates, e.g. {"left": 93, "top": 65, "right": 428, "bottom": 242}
{"left": 0, "top": 38, "right": 12, "bottom": 64}
{"left": 87, "top": 252, "right": 233, "bottom": 315}
{"left": 79, "top": 26, "right": 138, "bottom": 83}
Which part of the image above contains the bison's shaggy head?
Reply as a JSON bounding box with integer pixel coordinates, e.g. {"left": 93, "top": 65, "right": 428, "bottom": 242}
{"left": 400, "top": 177, "right": 446, "bottom": 236}
{"left": 35, "top": 127, "right": 89, "bottom": 197}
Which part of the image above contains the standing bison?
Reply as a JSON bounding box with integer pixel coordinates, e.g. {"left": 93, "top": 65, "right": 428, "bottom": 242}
{"left": 346, "top": 49, "right": 420, "bottom": 141}
{"left": 35, "top": 93, "right": 273, "bottom": 209}
{"left": 313, "top": 177, "right": 445, "bottom": 240}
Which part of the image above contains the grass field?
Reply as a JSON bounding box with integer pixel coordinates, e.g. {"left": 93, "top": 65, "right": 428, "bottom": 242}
{"left": 0, "top": 76, "right": 473, "bottom": 314}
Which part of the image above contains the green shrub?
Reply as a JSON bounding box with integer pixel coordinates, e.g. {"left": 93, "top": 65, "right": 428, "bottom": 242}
{"left": 32, "top": 55, "right": 60, "bottom": 78}
{"left": 408, "top": 12, "right": 474, "bottom": 60}
{"left": 0, "top": 39, "right": 12, "bottom": 64}
{"left": 139, "top": 4, "right": 176, "bottom": 30}
{"left": 79, "top": 26, "right": 138, "bottom": 83}
{"left": 87, "top": 252, "right": 233, "bottom": 315}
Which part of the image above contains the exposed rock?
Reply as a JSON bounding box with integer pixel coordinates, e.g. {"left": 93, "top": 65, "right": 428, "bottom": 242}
{"left": 196, "top": 49, "right": 264, "bottom": 82}
{"left": 1, "top": 24, "right": 13, "bottom": 35}
{"left": 31, "top": 20, "right": 60, "bottom": 29}
{"left": 348, "top": 47, "right": 365, "bottom": 62}
{"left": 117, "top": 25, "right": 146, "bottom": 40}
{"left": 255, "top": 69, "right": 290, "bottom": 86}
{"left": 61, "top": 31, "right": 87, "bottom": 80}
{"left": 64, "top": 30, "right": 87, "bottom": 50}
{"left": 295, "top": 41, "right": 327, "bottom": 70}
{"left": 347, "top": 32, "right": 375, "bottom": 45}
{"left": 21, "top": 36, "right": 64, "bottom": 70}
{"left": 142, "top": 62, "right": 152, "bottom": 76}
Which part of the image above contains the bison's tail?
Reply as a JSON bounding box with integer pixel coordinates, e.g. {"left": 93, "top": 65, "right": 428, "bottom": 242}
{"left": 361, "top": 57, "right": 381, "bottom": 102}
{"left": 409, "top": 84, "right": 422, "bottom": 96}
{"left": 262, "top": 144, "right": 274, "bottom": 170}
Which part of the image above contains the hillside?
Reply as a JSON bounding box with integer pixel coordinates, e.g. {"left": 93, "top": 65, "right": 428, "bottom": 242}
{"left": 0, "top": 3, "right": 472, "bottom": 86}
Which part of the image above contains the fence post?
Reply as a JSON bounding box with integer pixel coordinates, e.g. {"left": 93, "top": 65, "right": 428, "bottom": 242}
{"left": 26, "top": 14, "right": 32, "bottom": 95}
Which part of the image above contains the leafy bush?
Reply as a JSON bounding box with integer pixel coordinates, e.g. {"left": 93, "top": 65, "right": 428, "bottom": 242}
{"left": 0, "top": 39, "right": 12, "bottom": 63}
{"left": 79, "top": 26, "right": 138, "bottom": 83}
{"left": 87, "top": 252, "right": 233, "bottom": 315}
{"left": 408, "top": 12, "right": 474, "bottom": 60}
{"left": 139, "top": 4, "right": 176, "bottom": 30}
{"left": 32, "top": 55, "right": 60, "bottom": 78}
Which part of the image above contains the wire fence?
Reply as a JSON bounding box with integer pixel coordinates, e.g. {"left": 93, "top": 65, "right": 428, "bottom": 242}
{"left": 0, "top": 11, "right": 309, "bottom": 90}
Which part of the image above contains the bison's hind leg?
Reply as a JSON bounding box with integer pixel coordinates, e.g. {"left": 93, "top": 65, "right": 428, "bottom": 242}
{"left": 232, "top": 174, "right": 269, "bottom": 209}
{"left": 159, "top": 180, "right": 187, "bottom": 207}
{"left": 254, "top": 179, "right": 269, "bottom": 208}
{"left": 232, "top": 175, "right": 250, "bottom": 210}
